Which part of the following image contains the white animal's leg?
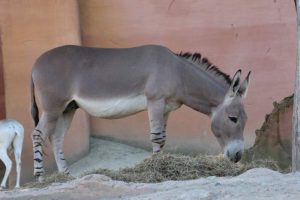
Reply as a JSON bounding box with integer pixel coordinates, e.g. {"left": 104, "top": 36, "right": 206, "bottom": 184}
{"left": 32, "top": 112, "right": 59, "bottom": 182}
{"left": 160, "top": 112, "right": 170, "bottom": 150}
{"left": 51, "top": 110, "right": 75, "bottom": 174}
{"left": 13, "top": 148, "right": 21, "bottom": 188}
{"left": 0, "top": 149, "right": 12, "bottom": 189}
{"left": 13, "top": 128, "right": 24, "bottom": 189}
{"left": 147, "top": 98, "right": 166, "bottom": 153}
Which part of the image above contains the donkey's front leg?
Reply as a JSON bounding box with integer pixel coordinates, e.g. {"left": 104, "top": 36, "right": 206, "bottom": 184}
{"left": 147, "top": 98, "right": 166, "bottom": 153}
{"left": 160, "top": 112, "right": 170, "bottom": 149}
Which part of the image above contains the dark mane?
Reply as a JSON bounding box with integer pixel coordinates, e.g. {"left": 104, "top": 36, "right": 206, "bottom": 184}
{"left": 177, "top": 52, "right": 232, "bottom": 85}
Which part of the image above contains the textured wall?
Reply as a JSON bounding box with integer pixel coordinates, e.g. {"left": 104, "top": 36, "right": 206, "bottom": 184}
{"left": 0, "top": 34, "right": 5, "bottom": 119}
{"left": 0, "top": 0, "right": 90, "bottom": 186}
{"left": 79, "top": 0, "right": 296, "bottom": 153}
{"left": 0, "top": 30, "right": 5, "bottom": 184}
{"left": 244, "top": 95, "right": 293, "bottom": 169}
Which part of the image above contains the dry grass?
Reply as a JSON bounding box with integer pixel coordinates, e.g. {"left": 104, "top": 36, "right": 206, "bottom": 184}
{"left": 84, "top": 153, "right": 280, "bottom": 183}
{"left": 23, "top": 153, "right": 281, "bottom": 188}
{"left": 24, "top": 173, "right": 75, "bottom": 188}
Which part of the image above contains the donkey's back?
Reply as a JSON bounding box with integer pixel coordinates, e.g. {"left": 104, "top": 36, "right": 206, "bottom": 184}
{"left": 32, "top": 44, "right": 179, "bottom": 82}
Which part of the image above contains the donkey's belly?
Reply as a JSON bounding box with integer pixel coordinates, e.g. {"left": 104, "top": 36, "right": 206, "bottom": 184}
{"left": 75, "top": 95, "right": 147, "bottom": 119}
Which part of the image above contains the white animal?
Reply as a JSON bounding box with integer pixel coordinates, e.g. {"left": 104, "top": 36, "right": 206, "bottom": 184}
{"left": 0, "top": 119, "right": 24, "bottom": 189}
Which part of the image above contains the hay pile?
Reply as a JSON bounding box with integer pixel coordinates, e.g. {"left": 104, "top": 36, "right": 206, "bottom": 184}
{"left": 23, "top": 153, "right": 281, "bottom": 188}
{"left": 24, "top": 173, "right": 75, "bottom": 188}
{"left": 85, "top": 153, "right": 280, "bottom": 183}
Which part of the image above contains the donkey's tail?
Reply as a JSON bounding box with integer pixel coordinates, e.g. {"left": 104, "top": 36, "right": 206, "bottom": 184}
{"left": 31, "top": 77, "right": 39, "bottom": 126}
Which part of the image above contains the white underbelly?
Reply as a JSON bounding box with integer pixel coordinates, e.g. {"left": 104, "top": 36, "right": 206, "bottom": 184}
{"left": 75, "top": 95, "right": 148, "bottom": 119}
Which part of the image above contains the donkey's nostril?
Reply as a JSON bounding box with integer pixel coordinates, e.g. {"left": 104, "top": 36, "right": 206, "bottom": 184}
{"left": 234, "top": 151, "right": 242, "bottom": 163}
{"left": 226, "top": 150, "right": 230, "bottom": 158}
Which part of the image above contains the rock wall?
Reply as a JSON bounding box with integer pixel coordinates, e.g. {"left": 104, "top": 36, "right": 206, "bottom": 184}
{"left": 243, "top": 95, "right": 293, "bottom": 169}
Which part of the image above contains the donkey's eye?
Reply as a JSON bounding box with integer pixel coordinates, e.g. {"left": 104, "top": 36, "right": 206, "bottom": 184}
{"left": 228, "top": 116, "right": 238, "bottom": 123}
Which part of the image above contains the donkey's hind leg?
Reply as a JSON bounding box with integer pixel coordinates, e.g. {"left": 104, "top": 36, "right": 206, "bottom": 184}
{"left": 51, "top": 109, "right": 76, "bottom": 174}
{"left": 32, "top": 112, "right": 60, "bottom": 182}
{"left": 147, "top": 98, "right": 166, "bottom": 153}
{"left": 0, "top": 148, "right": 12, "bottom": 189}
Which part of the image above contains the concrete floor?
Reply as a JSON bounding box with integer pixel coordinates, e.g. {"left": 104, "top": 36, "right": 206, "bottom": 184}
{"left": 69, "top": 137, "right": 151, "bottom": 177}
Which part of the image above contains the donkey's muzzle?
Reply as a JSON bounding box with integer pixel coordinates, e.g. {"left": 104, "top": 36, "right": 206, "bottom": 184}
{"left": 224, "top": 140, "right": 244, "bottom": 163}
{"left": 227, "top": 150, "right": 242, "bottom": 163}
{"left": 234, "top": 151, "right": 242, "bottom": 163}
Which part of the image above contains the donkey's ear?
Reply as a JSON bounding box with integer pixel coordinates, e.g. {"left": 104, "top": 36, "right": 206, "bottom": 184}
{"left": 225, "top": 69, "right": 242, "bottom": 99}
{"left": 238, "top": 71, "right": 251, "bottom": 98}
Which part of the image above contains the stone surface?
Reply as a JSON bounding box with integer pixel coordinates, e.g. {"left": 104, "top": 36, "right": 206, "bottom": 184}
{"left": 1, "top": 137, "right": 297, "bottom": 199}
{"left": 0, "top": 168, "right": 299, "bottom": 200}
{"left": 244, "top": 95, "right": 293, "bottom": 169}
{"left": 69, "top": 138, "right": 151, "bottom": 177}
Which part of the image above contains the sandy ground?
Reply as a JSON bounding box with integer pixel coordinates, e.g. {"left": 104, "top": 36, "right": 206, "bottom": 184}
{"left": 69, "top": 137, "right": 151, "bottom": 177}
{"left": 0, "top": 168, "right": 300, "bottom": 200}
{"left": 0, "top": 138, "right": 300, "bottom": 200}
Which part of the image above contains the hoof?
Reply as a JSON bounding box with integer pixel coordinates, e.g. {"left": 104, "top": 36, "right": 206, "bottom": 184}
{"left": 153, "top": 150, "right": 162, "bottom": 154}
{"left": 37, "top": 176, "right": 44, "bottom": 183}
{"left": 0, "top": 186, "right": 7, "bottom": 191}
{"left": 63, "top": 168, "right": 71, "bottom": 175}
{"left": 152, "top": 145, "right": 161, "bottom": 154}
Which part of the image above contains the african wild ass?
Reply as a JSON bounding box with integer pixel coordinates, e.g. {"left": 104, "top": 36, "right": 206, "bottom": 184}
{"left": 30, "top": 45, "right": 250, "bottom": 182}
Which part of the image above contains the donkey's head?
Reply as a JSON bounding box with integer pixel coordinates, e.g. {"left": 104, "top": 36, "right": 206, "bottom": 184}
{"left": 211, "top": 70, "right": 251, "bottom": 163}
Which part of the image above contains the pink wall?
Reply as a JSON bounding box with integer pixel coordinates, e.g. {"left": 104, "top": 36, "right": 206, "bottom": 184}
{"left": 0, "top": 0, "right": 90, "bottom": 186}
{"left": 80, "top": 0, "right": 297, "bottom": 153}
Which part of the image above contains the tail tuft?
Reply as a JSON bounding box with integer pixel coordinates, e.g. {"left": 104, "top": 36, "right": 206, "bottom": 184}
{"left": 31, "top": 77, "right": 39, "bottom": 126}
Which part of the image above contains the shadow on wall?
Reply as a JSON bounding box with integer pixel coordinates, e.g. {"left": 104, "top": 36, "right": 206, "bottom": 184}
{"left": 243, "top": 95, "right": 293, "bottom": 169}
{"left": 0, "top": 31, "right": 6, "bottom": 184}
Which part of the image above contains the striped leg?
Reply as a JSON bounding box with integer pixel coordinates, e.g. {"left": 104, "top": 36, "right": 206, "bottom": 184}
{"left": 32, "top": 112, "right": 59, "bottom": 182}
{"left": 51, "top": 109, "right": 75, "bottom": 174}
{"left": 160, "top": 112, "right": 170, "bottom": 149}
{"left": 147, "top": 99, "right": 166, "bottom": 153}
{"left": 32, "top": 129, "right": 45, "bottom": 182}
